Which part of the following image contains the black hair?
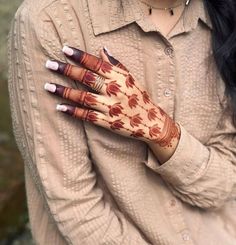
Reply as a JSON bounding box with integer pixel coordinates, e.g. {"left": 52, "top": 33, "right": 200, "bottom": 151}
{"left": 204, "top": 0, "right": 236, "bottom": 125}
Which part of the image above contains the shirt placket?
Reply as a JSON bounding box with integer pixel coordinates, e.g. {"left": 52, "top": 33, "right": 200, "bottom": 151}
{"left": 152, "top": 36, "right": 176, "bottom": 118}
{"left": 143, "top": 29, "right": 195, "bottom": 244}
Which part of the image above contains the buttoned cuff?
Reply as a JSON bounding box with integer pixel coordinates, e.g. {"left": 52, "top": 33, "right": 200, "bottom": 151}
{"left": 146, "top": 123, "right": 210, "bottom": 186}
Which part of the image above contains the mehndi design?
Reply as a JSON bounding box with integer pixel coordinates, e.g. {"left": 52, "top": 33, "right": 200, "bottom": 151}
{"left": 45, "top": 46, "right": 180, "bottom": 148}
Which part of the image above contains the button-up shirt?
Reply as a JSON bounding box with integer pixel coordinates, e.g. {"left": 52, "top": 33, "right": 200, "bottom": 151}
{"left": 8, "top": 0, "right": 236, "bottom": 244}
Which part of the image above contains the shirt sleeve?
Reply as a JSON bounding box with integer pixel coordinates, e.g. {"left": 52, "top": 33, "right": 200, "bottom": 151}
{"left": 8, "top": 3, "right": 150, "bottom": 244}
{"left": 145, "top": 102, "right": 236, "bottom": 210}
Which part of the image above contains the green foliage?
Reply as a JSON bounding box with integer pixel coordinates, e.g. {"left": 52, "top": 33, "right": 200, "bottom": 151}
{"left": 0, "top": 0, "right": 29, "bottom": 243}
{"left": 0, "top": 0, "right": 22, "bottom": 144}
{"left": 0, "top": 0, "right": 22, "bottom": 81}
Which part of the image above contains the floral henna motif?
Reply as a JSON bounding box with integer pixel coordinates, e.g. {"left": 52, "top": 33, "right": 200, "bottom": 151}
{"left": 142, "top": 91, "right": 151, "bottom": 104}
{"left": 85, "top": 110, "right": 99, "bottom": 122}
{"left": 106, "top": 80, "right": 121, "bottom": 96}
{"left": 125, "top": 74, "right": 135, "bottom": 88}
{"left": 108, "top": 103, "right": 123, "bottom": 117}
{"left": 147, "top": 108, "right": 158, "bottom": 121}
{"left": 130, "top": 114, "right": 142, "bottom": 128}
{"left": 84, "top": 93, "right": 98, "bottom": 106}
{"left": 149, "top": 124, "right": 161, "bottom": 138}
{"left": 128, "top": 94, "right": 139, "bottom": 108}
{"left": 109, "top": 119, "right": 124, "bottom": 130}
{"left": 130, "top": 129, "right": 145, "bottom": 138}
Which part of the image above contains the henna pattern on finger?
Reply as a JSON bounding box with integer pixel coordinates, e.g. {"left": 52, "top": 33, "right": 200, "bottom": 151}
{"left": 82, "top": 70, "right": 97, "bottom": 87}
{"left": 82, "top": 70, "right": 106, "bottom": 93}
{"left": 74, "top": 108, "right": 99, "bottom": 122}
{"left": 103, "top": 47, "right": 129, "bottom": 72}
{"left": 81, "top": 52, "right": 113, "bottom": 74}
{"left": 53, "top": 84, "right": 98, "bottom": 107}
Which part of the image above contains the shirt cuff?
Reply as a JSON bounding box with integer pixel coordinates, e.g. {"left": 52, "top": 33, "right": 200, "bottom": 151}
{"left": 146, "top": 123, "right": 210, "bottom": 186}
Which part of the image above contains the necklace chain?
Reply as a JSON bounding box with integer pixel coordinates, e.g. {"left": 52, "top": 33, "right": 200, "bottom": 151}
{"left": 140, "top": 0, "right": 189, "bottom": 15}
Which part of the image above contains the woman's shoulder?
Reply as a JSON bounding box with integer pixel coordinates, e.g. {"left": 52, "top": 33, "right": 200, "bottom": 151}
{"left": 14, "top": 0, "right": 88, "bottom": 30}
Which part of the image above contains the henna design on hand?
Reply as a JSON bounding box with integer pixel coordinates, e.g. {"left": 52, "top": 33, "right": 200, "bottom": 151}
{"left": 109, "top": 119, "right": 125, "bottom": 130}
{"left": 108, "top": 103, "right": 123, "bottom": 117}
{"left": 130, "top": 114, "right": 143, "bottom": 128}
{"left": 106, "top": 80, "right": 121, "bottom": 96}
{"left": 45, "top": 47, "right": 181, "bottom": 150}
{"left": 147, "top": 108, "right": 158, "bottom": 121}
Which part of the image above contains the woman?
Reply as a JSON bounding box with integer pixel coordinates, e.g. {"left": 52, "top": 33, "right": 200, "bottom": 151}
{"left": 8, "top": 0, "right": 236, "bottom": 244}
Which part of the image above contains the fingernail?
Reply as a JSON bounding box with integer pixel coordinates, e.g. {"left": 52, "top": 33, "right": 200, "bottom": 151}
{"left": 103, "top": 46, "right": 113, "bottom": 57}
{"left": 62, "top": 46, "right": 74, "bottom": 56}
{"left": 44, "top": 83, "right": 56, "bottom": 93}
{"left": 56, "top": 104, "right": 68, "bottom": 112}
{"left": 46, "top": 60, "right": 59, "bottom": 71}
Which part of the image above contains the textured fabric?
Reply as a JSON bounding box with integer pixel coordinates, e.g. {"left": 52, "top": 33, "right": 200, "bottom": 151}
{"left": 7, "top": 0, "right": 236, "bottom": 244}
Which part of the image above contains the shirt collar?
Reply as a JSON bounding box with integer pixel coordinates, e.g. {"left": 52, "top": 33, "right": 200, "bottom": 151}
{"left": 87, "top": 0, "right": 212, "bottom": 36}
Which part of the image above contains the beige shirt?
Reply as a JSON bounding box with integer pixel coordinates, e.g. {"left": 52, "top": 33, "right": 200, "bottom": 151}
{"left": 8, "top": 0, "right": 236, "bottom": 244}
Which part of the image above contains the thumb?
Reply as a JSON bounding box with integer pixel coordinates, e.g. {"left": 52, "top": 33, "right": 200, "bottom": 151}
{"left": 99, "top": 46, "right": 129, "bottom": 72}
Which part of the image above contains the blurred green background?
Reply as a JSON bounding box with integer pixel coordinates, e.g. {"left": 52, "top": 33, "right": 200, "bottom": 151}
{"left": 0, "top": 0, "right": 34, "bottom": 244}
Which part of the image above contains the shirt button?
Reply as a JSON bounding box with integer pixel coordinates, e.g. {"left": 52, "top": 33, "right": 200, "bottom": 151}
{"left": 164, "top": 46, "right": 174, "bottom": 57}
{"left": 182, "top": 232, "right": 190, "bottom": 241}
{"left": 164, "top": 89, "right": 172, "bottom": 97}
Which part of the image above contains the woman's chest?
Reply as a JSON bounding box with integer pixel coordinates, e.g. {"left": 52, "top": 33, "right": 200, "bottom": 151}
{"left": 79, "top": 22, "right": 227, "bottom": 144}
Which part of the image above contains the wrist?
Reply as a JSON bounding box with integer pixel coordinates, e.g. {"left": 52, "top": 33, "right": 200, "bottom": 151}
{"left": 147, "top": 118, "right": 180, "bottom": 148}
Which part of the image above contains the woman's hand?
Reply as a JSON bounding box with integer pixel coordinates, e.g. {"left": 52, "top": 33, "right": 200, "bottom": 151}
{"left": 44, "top": 46, "right": 180, "bottom": 148}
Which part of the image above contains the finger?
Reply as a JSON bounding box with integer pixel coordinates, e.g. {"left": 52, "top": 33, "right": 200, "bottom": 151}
{"left": 101, "top": 47, "right": 129, "bottom": 72}
{"left": 44, "top": 82, "right": 109, "bottom": 113}
{"left": 45, "top": 60, "right": 107, "bottom": 94}
{"left": 62, "top": 46, "right": 129, "bottom": 78}
{"left": 56, "top": 104, "right": 107, "bottom": 127}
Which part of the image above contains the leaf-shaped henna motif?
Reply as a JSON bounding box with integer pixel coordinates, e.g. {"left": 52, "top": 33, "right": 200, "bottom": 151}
{"left": 128, "top": 94, "right": 139, "bottom": 108}
{"left": 106, "top": 80, "right": 121, "bottom": 97}
{"left": 109, "top": 119, "right": 124, "bottom": 130}
{"left": 100, "top": 61, "right": 113, "bottom": 74}
{"left": 84, "top": 93, "right": 98, "bottom": 106}
{"left": 130, "top": 129, "right": 145, "bottom": 138}
{"left": 149, "top": 124, "right": 161, "bottom": 138}
{"left": 142, "top": 91, "right": 151, "bottom": 104}
{"left": 125, "top": 74, "right": 135, "bottom": 88}
{"left": 86, "top": 111, "right": 99, "bottom": 122}
{"left": 108, "top": 103, "right": 123, "bottom": 117}
{"left": 147, "top": 108, "right": 158, "bottom": 121}
{"left": 83, "top": 71, "right": 97, "bottom": 87}
{"left": 130, "top": 114, "right": 143, "bottom": 128}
